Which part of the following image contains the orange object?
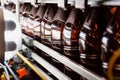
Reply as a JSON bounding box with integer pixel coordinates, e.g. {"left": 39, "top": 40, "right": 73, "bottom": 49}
{"left": 111, "top": 7, "right": 117, "bottom": 15}
{"left": 16, "top": 67, "right": 28, "bottom": 79}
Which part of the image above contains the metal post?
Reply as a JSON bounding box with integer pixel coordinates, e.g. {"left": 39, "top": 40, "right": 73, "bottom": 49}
{"left": 16, "top": 0, "right": 20, "bottom": 21}
{"left": 1, "top": 0, "right": 4, "bottom": 7}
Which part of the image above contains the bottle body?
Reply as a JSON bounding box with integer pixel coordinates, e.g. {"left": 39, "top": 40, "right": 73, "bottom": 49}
{"left": 79, "top": 7, "right": 112, "bottom": 75}
{"left": 101, "top": 17, "right": 120, "bottom": 79}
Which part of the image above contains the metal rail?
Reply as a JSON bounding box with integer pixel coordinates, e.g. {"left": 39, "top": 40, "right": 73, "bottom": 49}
{"left": 22, "top": 45, "right": 71, "bottom": 80}
{"left": 31, "top": 64, "right": 53, "bottom": 80}
{"left": 22, "top": 33, "right": 106, "bottom": 80}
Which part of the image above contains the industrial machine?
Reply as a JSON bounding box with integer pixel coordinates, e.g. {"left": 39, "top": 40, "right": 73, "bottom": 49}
{"left": 0, "top": 0, "right": 120, "bottom": 80}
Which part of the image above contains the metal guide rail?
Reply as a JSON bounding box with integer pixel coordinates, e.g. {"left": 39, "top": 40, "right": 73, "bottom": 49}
{"left": 22, "top": 44, "right": 71, "bottom": 80}
{"left": 19, "top": 0, "right": 120, "bottom": 6}
{"left": 22, "top": 33, "right": 106, "bottom": 80}
{"left": 1, "top": 0, "right": 120, "bottom": 9}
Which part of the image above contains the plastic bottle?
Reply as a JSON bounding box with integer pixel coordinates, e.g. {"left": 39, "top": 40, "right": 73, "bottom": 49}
{"left": 101, "top": 7, "right": 120, "bottom": 80}
{"left": 79, "top": 7, "right": 112, "bottom": 75}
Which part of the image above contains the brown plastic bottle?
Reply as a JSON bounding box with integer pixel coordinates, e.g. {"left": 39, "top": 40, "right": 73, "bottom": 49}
{"left": 40, "top": 4, "right": 58, "bottom": 64}
{"left": 27, "top": 6, "right": 39, "bottom": 37}
{"left": 40, "top": 4, "right": 58, "bottom": 46}
{"left": 101, "top": 7, "right": 120, "bottom": 80}
{"left": 21, "top": 3, "right": 32, "bottom": 33}
{"left": 51, "top": 7, "right": 67, "bottom": 53}
{"left": 79, "top": 7, "right": 112, "bottom": 75}
{"left": 51, "top": 7, "right": 68, "bottom": 72}
{"left": 33, "top": 5, "right": 46, "bottom": 41}
{"left": 63, "top": 8, "right": 83, "bottom": 80}
{"left": 63, "top": 8, "right": 83, "bottom": 63}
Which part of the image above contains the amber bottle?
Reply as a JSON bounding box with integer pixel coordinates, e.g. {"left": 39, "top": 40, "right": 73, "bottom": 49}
{"left": 27, "top": 6, "right": 39, "bottom": 37}
{"left": 40, "top": 4, "right": 58, "bottom": 46}
{"left": 33, "top": 5, "right": 46, "bottom": 41}
{"left": 51, "top": 7, "right": 67, "bottom": 53}
{"left": 63, "top": 8, "right": 83, "bottom": 63}
{"left": 101, "top": 7, "right": 120, "bottom": 80}
{"left": 51, "top": 7, "right": 68, "bottom": 72}
{"left": 20, "top": 3, "right": 32, "bottom": 33}
{"left": 63, "top": 8, "right": 83, "bottom": 80}
{"left": 40, "top": 4, "right": 57, "bottom": 64}
{"left": 79, "top": 7, "right": 112, "bottom": 75}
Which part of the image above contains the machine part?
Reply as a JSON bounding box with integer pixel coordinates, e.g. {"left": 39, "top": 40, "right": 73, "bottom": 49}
{"left": 19, "top": 49, "right": 32, "bottom": 59}
{"left": 23, "top": 48, "right": 32, "bottom": 59}
{"left": 0, "top": 8, "right": 5, "bottom": 63}
{"left": 16, "top": 52, "right": 47, "bottom": 80}
{"left": 16, "top": 67, "right": 28, "bottom": 79}
{"left": 4, "top": 61, "right": 19, "bottom": 80}
{"left": 0, "top": 63, "right": 10, "bottom": 80}
{"left": 2, "top": 7, "right": 22, "bottom": 61}
{"left": 23, "top": 37, "right": 34, "bottom": 47}
{"left": 13, "top": 55, "right": 23, "bottom": 63}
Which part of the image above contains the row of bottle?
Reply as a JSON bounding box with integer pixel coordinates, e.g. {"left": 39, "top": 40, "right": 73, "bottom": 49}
{"left": 5, "top": 3, "right": 120, "bottom": 80}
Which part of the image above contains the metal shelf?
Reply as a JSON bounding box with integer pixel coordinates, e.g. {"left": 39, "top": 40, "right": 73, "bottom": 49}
{"left": 22, "top": 44, "right": 71, "bottom": 80}
{"left": 68, "top": 0, "right": 120, "bottom": 9}
{"left": 88, "top": 0, "right": 120, "bottom": 6}
{"left": 31, "top": 64, "right": 53, "bottom": 80}
{"left": 19, "top": 0, "right": 67, "bottom": 8}
{"left": 22, "top": 33, "right": 106, "bottom": 80}
{"left": 2, "top": 0, "right": 120, "bottom": 10}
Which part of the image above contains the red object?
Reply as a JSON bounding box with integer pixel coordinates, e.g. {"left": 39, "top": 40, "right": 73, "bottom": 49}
{"left": 16, "top": 67, "right": 28, "bottom": 79}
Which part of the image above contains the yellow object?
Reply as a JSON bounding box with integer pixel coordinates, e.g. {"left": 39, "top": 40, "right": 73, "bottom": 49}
{"left": 107, "top": 48, "right": 120, "bottom": 80}
{"left": 16, "top": 52, "right": 46, "bottom": 80}
{"left": 1, "top": 73, "right": 12, "bottom": 80}
{"left": 111, "top": 7, "right": 117, "bottom": 15}
{"left": 1, "top": 74, "right": 6, "bottom": 80}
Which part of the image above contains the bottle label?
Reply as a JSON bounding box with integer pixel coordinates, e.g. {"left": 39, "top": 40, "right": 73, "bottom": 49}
{"left": 80, "top": 53, "right": 86, "bottom": 59}
{"left": 34, "top": 26, "right": 40, "bottom": 32}
{"left": 41, "top": 21, "right": 44, "bottom": 27}
{"left": 28, "top": 23, "right": 33, "bottom": 29}
{"left": 41, "top": 22, "right": 51, "bottom": 41}
{"left": 52, "top": 29, "right": 60, "bottom": 40}
{"left": 34, "top": 21, "right": 40, "bottom": 32}
{"left": 22, "top": 18, "right": 28, "bottom": 27}
{"left": 102, "top": 62, "right": 108, "bottom": 69}
{"left": 63, "top": 28, "right": 71, "bottom": 39}
{"left": 44, "top": 24, "right": 51, "bottom": 35}
{"left": 102, "top": 37, "right": 108, "bottom": 46}
{"left": 83, "top": 24, "right": 90, "bottom": 30}
{"left": 79, "top": 32, "right": 86, "bottom": 40}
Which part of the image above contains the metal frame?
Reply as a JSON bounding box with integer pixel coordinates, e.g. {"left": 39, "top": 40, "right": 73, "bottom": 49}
{"left": 22, "top": 34, "right": 106, "bottom": 80}
{"left": 29, "top": 63, "right": 53, "bottom": 80}
{"left": 4, "top": 61, "right": 19, "bottom": 80}
{"left": 22, "top": 45, "right": 71, "bottom": 80}
{"left": 1, "top": 0, "right": 120, "bottom": 7}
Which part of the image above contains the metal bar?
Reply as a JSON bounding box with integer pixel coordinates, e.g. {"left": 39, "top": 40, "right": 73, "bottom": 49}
{"left": 88, "top": 0, "right": 120, "bottom": 6}
{"left": 32, "top": 52, "right": 71, "bottom": 80}
{"left": 22, "top": 44, "right": 71, "bottom": 80}
{"left": 19, "top": 0, "right": 31, "bottom": 3}
{"left": 102, "top": 1, "right": 120, "bottom": 6}
{"left": 31, "top": 64, "right": 53, "bottom": 80}
{"left": 1, "top": 0, "right": 4, "bottom": 7}
{"left": 75, "top": 0, "right": 85, "bottom": 9}
{"left": 4, "top": 61, "right": 19, "bottom": 80}
{"left": 16, "top": 52, "right": 47, "bottom": 80}
{"left": 22, "top": 33, "right": 106, "bottom": 80}
{"left": 34, "top": 40, "right": 106, "bottom": 80}
{"left": 37, "top": 0, "right": 59, "bottom": 4}
{"left": 16, "top": 0, "right": 20, "bottom": 21}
